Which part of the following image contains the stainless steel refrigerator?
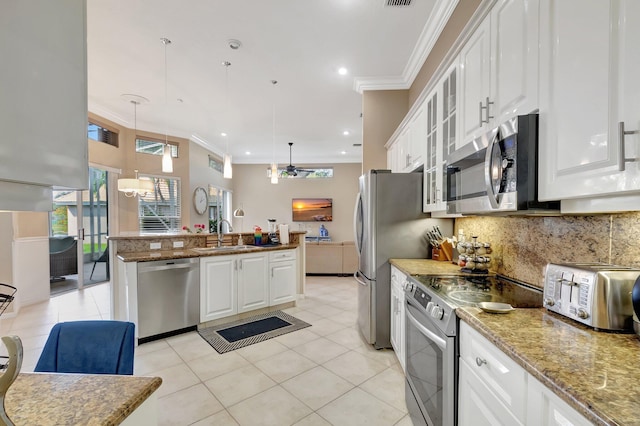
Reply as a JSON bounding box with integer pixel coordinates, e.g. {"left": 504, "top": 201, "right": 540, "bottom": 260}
{"left": 353, "top": 170, "right": 453, "bottom": 349}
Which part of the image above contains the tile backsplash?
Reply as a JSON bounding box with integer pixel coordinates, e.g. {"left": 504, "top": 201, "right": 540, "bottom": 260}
{"left": 455, "top": 212, "right": 640, "bottom": 288}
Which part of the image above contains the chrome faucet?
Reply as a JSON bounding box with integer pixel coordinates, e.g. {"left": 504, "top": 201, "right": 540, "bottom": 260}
{"left": 217, "top": 219, "right": 234, "bottom": 247}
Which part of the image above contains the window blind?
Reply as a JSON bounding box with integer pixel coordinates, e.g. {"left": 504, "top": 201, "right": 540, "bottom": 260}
{"left": 138, "top": 176, "right": 181, "bottom": 233}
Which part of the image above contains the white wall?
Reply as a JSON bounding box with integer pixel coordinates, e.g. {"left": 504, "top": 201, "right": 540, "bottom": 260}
{"left": 231, "top": 164, "right": 362, "bottom": 242}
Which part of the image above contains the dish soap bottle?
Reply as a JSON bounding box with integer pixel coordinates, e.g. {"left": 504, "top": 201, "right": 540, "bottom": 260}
{"left": 319, "top": 224, "right": 328, "bottom": 238}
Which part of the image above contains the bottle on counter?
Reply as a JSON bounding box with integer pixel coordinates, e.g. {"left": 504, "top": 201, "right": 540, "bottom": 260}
{"left": 319, "top": 224, "right": 328, "bottom": 237}
{"left": 254, "top": 226, "right": 262, "bottom": 245}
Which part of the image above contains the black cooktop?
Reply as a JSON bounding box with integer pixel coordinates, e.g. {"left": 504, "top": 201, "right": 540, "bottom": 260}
{"left": 412, "top": 274, "right": 543, "bottom": 309}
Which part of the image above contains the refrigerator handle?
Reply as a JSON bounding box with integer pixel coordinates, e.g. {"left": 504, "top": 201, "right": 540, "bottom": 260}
{"left": 354, "top": 271, "right": 368, "bottom": 287}
{"left": 353, "top": 193, "right": 362, "bottom": 255}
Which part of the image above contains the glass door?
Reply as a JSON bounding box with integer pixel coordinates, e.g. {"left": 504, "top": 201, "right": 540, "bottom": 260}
{"left": 81, "top": 167, "right": 109, "bottom": 286}
{"left": 49, "top": 167, "right": 110, "bottom": 295}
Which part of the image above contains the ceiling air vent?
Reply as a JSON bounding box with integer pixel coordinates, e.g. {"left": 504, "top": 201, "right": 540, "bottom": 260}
{"left": 353, "top": 143, "right": 362, "bottom": 147}
{"left": 385, "top": 0, "right": 412, "bottom": 6}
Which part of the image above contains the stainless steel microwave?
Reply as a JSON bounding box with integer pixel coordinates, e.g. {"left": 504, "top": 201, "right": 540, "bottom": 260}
{"left": 445, "top": 114, "right": 559, "bottom": 215}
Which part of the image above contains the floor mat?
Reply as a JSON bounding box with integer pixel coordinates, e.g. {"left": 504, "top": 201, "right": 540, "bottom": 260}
{"left": 197, "top": 310, "right": 311, "bottom": 354}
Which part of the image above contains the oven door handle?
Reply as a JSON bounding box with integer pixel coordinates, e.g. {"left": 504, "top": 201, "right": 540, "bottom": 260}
{"left": 406, "top": 306, "right": 447, "bottom": 350}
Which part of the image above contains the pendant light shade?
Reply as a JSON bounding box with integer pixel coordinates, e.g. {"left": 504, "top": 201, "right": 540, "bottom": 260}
{"left": 117, "top": 95, "right": 151, "bottom": 197}
{"left": 162, "top": 144, "right": 173, "bottom": 173}
{"left": 161, "top": 37, "right": 174, "bottom": 174}
{"left": 223, "top": 153, "right": 232, "bottom": 179}
{"left": 270, "top": 80, "right": 278, "bottom": 184}
{"left": 118, "top": 170, "right": 153, "bottom": 197}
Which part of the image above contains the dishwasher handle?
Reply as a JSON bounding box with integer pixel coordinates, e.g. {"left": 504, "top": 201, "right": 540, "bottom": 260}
{"left": 137, "top": 259, "right": 199, "bottom": 273}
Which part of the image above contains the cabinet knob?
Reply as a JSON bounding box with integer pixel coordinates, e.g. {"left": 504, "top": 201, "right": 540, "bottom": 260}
{"left": 475, "top": 357, "right": 487, "bottom": 367}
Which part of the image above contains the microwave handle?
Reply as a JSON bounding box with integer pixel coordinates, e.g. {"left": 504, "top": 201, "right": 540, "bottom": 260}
{"left": 483, "top": 133, "right": 500, "bottom": 210}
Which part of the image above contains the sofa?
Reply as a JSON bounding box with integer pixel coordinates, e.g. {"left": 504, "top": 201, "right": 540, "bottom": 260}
{"left": 49, "top": 236, "right": 78, "bottom": 279}
{"left": 306, "top": 241, "right": 358, "bottom": 276}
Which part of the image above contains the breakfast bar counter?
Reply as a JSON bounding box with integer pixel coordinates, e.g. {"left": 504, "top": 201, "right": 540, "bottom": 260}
{"left": 5, "top": 372, "right": 162, "bottom": 425}
{"left": 457, "top": 307, "right": 640, "bottom": 426}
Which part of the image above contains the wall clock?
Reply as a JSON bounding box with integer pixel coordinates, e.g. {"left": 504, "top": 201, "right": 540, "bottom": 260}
{"left": 193, "top": 187, "right": 208, "bottom": 215}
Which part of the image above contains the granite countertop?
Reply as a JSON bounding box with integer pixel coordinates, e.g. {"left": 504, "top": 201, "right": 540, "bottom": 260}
{"left": 5, "top": 372, "right": 162, "bottom": 425}
{"left": 118, "top": 243, "right": 300, "bottom": 262}
{"left": 390, "top": 258, "right": 640, "bottom": 425}
{"left": 457, "top": 307, "right": 640, "bottom": 426}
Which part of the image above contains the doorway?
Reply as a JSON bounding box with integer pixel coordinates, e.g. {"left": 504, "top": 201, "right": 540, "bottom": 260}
{"left": 49, "top": 167, "right": 110, "bottom": 295}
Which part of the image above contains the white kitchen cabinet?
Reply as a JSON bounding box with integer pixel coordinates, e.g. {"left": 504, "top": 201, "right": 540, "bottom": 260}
{"left": 458, "top": 359, "right": 523, "bottom": 426}
{"left": 406, "top": 105, "right": 426, "bottom": 172}
{"left": 390, "top": 266, "right": 406, "bottom": 372}
{"left": 459, "top": 321, "right": 527, "bottom": 423}
{"left": 0, "top": 0, "right": 88, "bottom": 194}
{"left": 458, "top": 0, "right": 539, "bottom": 148}
{"left": 459, "top": 321, "right": 590, "bottom": 426}
{"left": 527, "top": 376, "right": 591, "bottom": 426}
{"left": 538, "top": 0, "right": 640, "bottom": 203}
{"left": 386, "top": 101, "right": 426, "bottom": 173}
{"left": 269, "top": 250, "right": 297, "bottom": 306}
{"left": 424, "top": 64, "right": 459, "bottom": 214}
{"left": 200, "top": 255, "right": 237, "bottom": 322}
{"left": 386, "top": 134, "right": 406, "bottom": 173}
{"left": 237, "top": 253, "right": 269, "bottom": 313}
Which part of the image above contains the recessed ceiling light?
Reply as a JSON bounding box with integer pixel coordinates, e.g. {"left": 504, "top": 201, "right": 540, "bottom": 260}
{"left": 245, "top": 151, "right": 251, "bottom": 155}
{"left": 341, "top": 150, "right": 347, "bottom": 155}
{"left": 343, "top": 130, "right": 350, "bottom": 136}
{"left": 220, "top": 132, "right": 227, "bottom": 137}
{"left": 338, "top": 67, "right": 348, "bottom": 76}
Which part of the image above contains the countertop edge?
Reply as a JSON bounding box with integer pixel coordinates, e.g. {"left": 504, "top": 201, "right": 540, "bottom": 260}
{"left": 105, "top": 376, "right": 163, "bottom": 425}
{"left": 117, "top": 244, "right": 300, "bottom": 262}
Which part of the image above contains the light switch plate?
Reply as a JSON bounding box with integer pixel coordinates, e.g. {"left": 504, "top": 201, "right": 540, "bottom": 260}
{"left": 150, "top": 242, "right": 161, "bottom": 250}
{"left": 173, "top": 241, "right": 184, "bottom": 248}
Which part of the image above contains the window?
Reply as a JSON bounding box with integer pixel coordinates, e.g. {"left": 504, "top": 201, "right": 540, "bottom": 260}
{"left": 208, "top": 185, "right": 232, "bottom": 233}
{"left": 135, "top": 138, "right": 179, "bottom": 157}
{"left": 138, "top": 176, "right": 181, "bottom": 233}
{"left": 88, "top": 122, "right": 118, "bottom": 147}
{"left": 208, "top": 155, "right": 223, "bottom": 173}
{"left": 267, "top": 167, "right": 334, "bottom": 179}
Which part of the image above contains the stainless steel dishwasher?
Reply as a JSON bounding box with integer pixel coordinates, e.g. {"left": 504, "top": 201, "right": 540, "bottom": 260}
{"left": 137, "top": 257, "right": 200, "bottom": 342}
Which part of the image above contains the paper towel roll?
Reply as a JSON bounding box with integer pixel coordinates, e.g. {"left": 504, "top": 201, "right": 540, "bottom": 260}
{"left": 279, "top": 224, "right": 289, "bottom": 244}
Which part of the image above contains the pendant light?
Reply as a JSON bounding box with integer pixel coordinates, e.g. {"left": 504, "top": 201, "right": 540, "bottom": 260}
{"left": 117, "top": 96, "right": 153, "bottom": 197}
{"left": 161, "top": 37, "right": 173, "bottom": 173}
{"left": 270, "top": 80, "right": 279, "bottom": 184}
{"left": 222, "top": 61, "right": 232, "bottom": 179}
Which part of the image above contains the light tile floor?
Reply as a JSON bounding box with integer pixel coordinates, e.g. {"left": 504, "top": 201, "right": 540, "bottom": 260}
{"left": 0, "top": 275, "right": 411, "bottom": 426}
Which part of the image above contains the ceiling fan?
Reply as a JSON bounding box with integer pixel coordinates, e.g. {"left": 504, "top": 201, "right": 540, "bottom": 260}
{"left": 285, "top": 142, "right": 313, "bottom": 177}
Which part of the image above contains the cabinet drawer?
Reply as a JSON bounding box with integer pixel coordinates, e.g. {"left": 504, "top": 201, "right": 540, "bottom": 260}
{"left": 459, "top": 359, "right": 523, "bottom": 426}
{"left": 269, "top": 250, "right": 296, "bottom": 262}
{"left": 459, "top": 321, "right": 527, "bottom": 422}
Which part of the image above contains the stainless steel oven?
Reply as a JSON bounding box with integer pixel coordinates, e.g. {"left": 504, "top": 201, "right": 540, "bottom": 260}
{"left": 405, "top": 291, "right": 456, "bottom": 426}
{"left": 403, "top": 274, "right": 543, "bottom": 426}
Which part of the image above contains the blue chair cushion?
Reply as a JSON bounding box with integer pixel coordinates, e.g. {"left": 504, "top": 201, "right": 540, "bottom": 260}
{"left": 34, "top": 320, "right": 135, "bottom": 375}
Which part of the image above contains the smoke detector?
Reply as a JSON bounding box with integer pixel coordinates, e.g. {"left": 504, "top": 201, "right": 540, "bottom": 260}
{"left": 227, "top": 39, "right": 242, "bottom": 50}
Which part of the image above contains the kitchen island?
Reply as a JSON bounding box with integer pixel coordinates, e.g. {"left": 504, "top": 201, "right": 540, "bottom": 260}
{"left": 5, "top": 372, "right": 161, "bottom": 425}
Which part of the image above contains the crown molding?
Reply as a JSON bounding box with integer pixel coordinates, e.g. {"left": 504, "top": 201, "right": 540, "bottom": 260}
{"left": 353, "top": 0, "right": 459, "bottom": 94}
